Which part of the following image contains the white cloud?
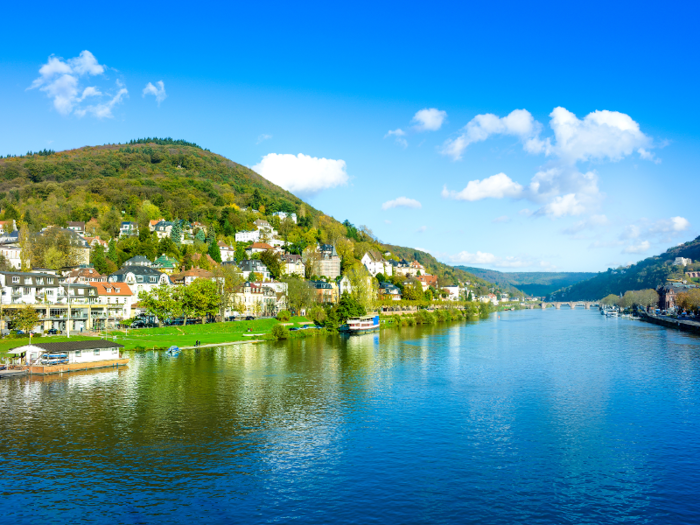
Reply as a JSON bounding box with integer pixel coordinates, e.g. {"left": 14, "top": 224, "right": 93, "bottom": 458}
{"left": 252, "top": 153, "right": 348, "bottom": 195}
{"left": 143, "top": 81, "right": 167, "bottom": 105}
{"left": 441, "top": 109, "right": 540, "bottom": 160}
{"left": 650, "top": 216, "right": 690, "bottom": 234}
{"left": 535, "top": 193, "right": 585, "bottom": 218}
{"left": 448, "top": 250, "right": 532, "bottom": 268}
{"left": 623, "top": 240, "right": 650, "bottom": 254}
{"left": 382, "top": 197, "right": 422, "bottom": 210}
{"left": 562, "top": 214, "right": 609, "bottom": 235}
{"left": 416, "top": 226, "right": 428, "bottom": 233}
{"left": 412, "top": 108, "right": 447, "bottom": 131}
{"left": 74, "top": 82, "right": 128, "bottom": 119}
{"left": 442, "top": 173, "right": 523, "bottom": 201}
{"left": 384, "top": 128, "right": 407, "bottom": 148}
{"left": 256, "top": 134, "right": 272, "bottom": 144}
{"left": 29, "top": 50, "right": 129, "bottom": 118}
{"left": 440, "top": 106, "right": 660, "bottom": 218}
{"left": 548, "top": 107, "right": 652, "bottom": 163}
{"left": 492, "top": 215, "right": 510, "bottom": 223}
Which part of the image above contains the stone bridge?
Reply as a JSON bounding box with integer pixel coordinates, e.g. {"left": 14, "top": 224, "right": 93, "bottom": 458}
{"left": 537, "top": 302, "right": 598, "bottom": 310}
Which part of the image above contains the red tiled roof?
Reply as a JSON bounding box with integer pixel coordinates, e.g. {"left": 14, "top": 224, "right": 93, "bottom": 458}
{"left": 89, "top": 282, "right": 133, "bottom": 296}
{"left": 249, "top": 242, "right": 273, "bottom": 250}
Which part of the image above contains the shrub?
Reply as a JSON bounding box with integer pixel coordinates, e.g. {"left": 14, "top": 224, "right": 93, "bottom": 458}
{"left": 407, "top": 316, "right": 416, "bottom": 326}
{"left": 271, "top": 324, "right": 289, "bottom": 340}
{"left": 310, "top": 306, "right": 327, "bottom": 325}
{"left": 276, "top": 310, "right": 291, "bottom": 322}
{"left": 416, "top": 310, "right": 436, "bottom": 325}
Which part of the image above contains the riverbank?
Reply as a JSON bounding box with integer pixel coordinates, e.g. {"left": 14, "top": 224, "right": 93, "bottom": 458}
{"left": 638, "top": 310, "right": 700, "bottom": 335}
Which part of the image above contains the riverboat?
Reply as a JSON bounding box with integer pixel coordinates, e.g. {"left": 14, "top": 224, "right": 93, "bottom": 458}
{"left": 340, "top": 316, "right": 380, "bottom": 334}
{"left": 166, "top": 346, "right": 181, "bottom": 356}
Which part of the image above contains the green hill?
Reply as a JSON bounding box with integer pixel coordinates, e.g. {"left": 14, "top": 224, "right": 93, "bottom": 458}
{"left": 546, "top": 237, "right": 700, "bottom": 301}
{"left": 0, "top": 138, "right": 494, "bottom": 293}
{"left": 456, "top": 266, "right": 595, "bottom": 297}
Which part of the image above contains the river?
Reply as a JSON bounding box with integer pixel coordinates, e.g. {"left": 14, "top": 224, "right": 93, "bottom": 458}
{"left": 2, "top": 309, "right": 700, "bottom": 524}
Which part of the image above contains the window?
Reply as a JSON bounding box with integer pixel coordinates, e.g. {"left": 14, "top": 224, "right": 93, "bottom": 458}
{"left": 137, "top": 276, "right": 144, "bottom": 283}
{"left": 12, "top": 277, "right": 19, "bottom": 284}
{"left": 24, "top": 278, "right": 31, "bottom": 285}
{"left": 150, "top": 276, "right": 157, "bottom": 283}
{"left": 78, "top": 289, "right": 84, "bottom": 296}
{"left": 94, "top": 349, "right": 100, "bottom": 356}
{"left": 23, "top": 287, "right": 30, "bottom": 295}
{"left": 75, "top": 350, "right": 81, "bottom": 357}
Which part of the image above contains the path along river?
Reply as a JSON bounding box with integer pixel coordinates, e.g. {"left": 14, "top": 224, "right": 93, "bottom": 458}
{"left": 2, "top": 308, "right": 700, "bottom": 524}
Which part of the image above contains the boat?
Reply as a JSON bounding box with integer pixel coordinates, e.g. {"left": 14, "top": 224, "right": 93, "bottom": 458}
{"left": 340, "top": 315, "right": 380, "bottom": 334}
{"left": 39, "top": 353, "right": 69, "bottom": 365}
{"left": 166, "top": 346, "right": 181, "bottom": 356}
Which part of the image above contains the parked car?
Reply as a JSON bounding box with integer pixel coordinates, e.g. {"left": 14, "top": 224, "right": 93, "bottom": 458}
{"left": 46, "top": 328, "right": 59, "bottom": 335}
{"left": 245, "top": 316, "right": 255, "bottom": 321}
{"left": 131, "top": 321, "right": 145, "bottom": 328}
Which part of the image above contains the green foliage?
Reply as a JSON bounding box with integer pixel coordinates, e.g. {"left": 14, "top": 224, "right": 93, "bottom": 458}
{"left": 208, "top": 238, "right": 222, "bottom": 263}
{"left": 276, "top": 310, "right": 291, "bottom": 322}
{"left": 195, "top": 229, "right": 206, "bottom": 242}
{"left": 333, "top": 293, "right": 366, "bottom": 324}
{"left": 182, "top": 278, "right": 220, "bottom": 322}
{"left": 171, "top": 222, "right": 182, "bottom": 246}
{"left": 138, "top": 285, "right": 181, "bottom": 326}
{"left": 8, "top": 305, "right": 41, "bottom": 333}
{"left": 271, "top": 324, "right": 289, "bottom": 339}
{"left": 259, "top": 250, "right": 281, "bottom": 279}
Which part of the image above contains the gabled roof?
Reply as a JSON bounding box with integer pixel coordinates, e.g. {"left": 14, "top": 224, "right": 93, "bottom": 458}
{"left": 281, "top": 253, "right": 302, "bottom": 262}
{"left": 363, "top": 250, "right": 385, "bottom": 263}
{"left": 249, "top": 242, "right": 273, "bottom": 250}
{"left": 239, "top": 259, "right": 269, "bottom": 272}
{"left": 170, "top": 268, "right": 214, "bottom": 283}
{"left": 124, "top": 255, "right": 153, "bottom": 265}
{"left": 89, "top": 282, "right": 133, "bottom": 296}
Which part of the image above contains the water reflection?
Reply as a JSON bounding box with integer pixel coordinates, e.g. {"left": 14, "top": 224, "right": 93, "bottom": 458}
{"left": 1, "top": 310, "right": 700, "bottom": 523}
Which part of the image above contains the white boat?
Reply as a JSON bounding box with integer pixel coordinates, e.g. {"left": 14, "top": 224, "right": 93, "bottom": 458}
{"left": 341, "top": 316, "right": 380, "bottom": 333}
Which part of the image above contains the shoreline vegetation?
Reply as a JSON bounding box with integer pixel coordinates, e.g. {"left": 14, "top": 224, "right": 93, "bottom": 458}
{"left": 0, "top": 301, "right": 522, "bottom": 359}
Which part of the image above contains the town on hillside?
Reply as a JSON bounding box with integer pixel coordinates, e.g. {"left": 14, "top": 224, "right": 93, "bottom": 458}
{"left": 0, "top": 212, "right": 512, "bottom": 333}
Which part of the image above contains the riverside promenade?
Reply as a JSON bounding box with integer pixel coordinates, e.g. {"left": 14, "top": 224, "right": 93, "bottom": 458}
{"left": 638, "top": 310, "right": 700, "bottom": 335}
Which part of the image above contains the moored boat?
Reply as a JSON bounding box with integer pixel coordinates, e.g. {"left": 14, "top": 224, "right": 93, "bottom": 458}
{"left": 340, "top": 315, "right": 380, "bottom": 334}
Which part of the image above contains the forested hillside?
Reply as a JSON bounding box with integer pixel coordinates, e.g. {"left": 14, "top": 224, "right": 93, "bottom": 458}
{"left": 548, "top": 237, "right": 700, "bottom": 301}
{"left": 0, "top": 139, "right": 492, "bottom": 290}
{"left": 456, "top": 266, "right": 595, "bottom": 297}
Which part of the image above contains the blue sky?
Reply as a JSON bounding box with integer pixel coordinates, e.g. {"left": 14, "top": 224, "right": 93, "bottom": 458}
{"left": 2, "top": 1, "right": 699, "bottom": 272}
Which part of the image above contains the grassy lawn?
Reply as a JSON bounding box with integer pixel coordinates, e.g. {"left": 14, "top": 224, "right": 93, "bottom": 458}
{"left": 0, "top": 335, "right": 101, "bottom": 361}
{"left": 104, "top": 316, "right": 312, "bottom": 350}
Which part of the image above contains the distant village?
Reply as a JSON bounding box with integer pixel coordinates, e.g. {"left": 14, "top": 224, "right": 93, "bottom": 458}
{"left": 0, "top": 212, "right": 509, "bottom": 332}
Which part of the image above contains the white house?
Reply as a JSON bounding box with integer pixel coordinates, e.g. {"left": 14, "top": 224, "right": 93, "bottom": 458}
{"left": 280, "top": 254, "right": 305, "bottom": 276}
{"left": 89, "top": 282, "right": 135, "bottom": 321}
{"left": 235, "top": 230, "right": 260, "bottom": 243}
{"left": 218, "top": 241, "right": 235, "bottom": 262}
{"left": 674, "top": 257, "right": 692, "bottom": 266}
{"left": 107, "top": 267, "right": 171, "bottom": 296}
{"left": 0, "top": 245, "right": 22, "bottom": 269}
{"left": 153, "top": 220, "right": 175, "bottom": 239}
{"left": 238, "top": 259, "right": 271, "bottom": 281}
{"left": 120, "top": 222, "right": 139, "bottom": 238}
{"left": 273, "top": 212, "right": 297, "bottom": 223}
{"left": 442, "top": 286, "right": 461, "bottom": 301}
{"left": 361, "top": 250, "right": 393, "bottom": 277}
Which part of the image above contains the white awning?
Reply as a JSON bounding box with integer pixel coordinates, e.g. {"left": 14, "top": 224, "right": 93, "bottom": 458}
{"left": 8, "top": 348, "right": 27, "bottom": 355}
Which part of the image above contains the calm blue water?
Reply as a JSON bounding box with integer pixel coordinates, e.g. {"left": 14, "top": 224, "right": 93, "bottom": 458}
{"left": 2, "top": 309, "right": 700, "bottom": 524}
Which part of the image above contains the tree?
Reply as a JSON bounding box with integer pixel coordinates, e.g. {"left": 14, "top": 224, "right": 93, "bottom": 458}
{"left": 138, "top": 285, "right": 181, "bottom": 327}
{"left": 182, "top": 278, "right": 220, "bottom": 323}
{"left": 303, "top": 246, "right": 322, "bottom": 278}
{"left": 402, "top": 281, "right": 424, "bottom": 301}
{"left": 31, "top": 226, "right": 81, "bottom": 270}
{"left": 195, "top": 229, "right": 206, "bottom": 243}
{"left": 171, "top": 221, "right": 182, "bottom": 246}
{"left": 601, "top": 294, "right": 620, "bottom": 306}
{"left": 345, "top": 264, "right": 377, "bottom": 311}
{"left": 282, "top": 275, "right": 314, "bottom": 314}
{"left": 208, "top": 239, "right": 222, "bottom": 263}
{"left": 18, "top": 222, "right": 32, "bottom": 272}
{"left": 334, "top": 293, "right": 366, "bottom": 324}
{"left": 212, "top": 264, "right": 244, "bottom": 321}
{"left": 8, "top": 305, "right": 41, "bottom": 334}
{"left": 259, "top": 250, "right": 281, "bottom": 280}
{"left": 107, "top": 239, "right": 118, "bottom": 265}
